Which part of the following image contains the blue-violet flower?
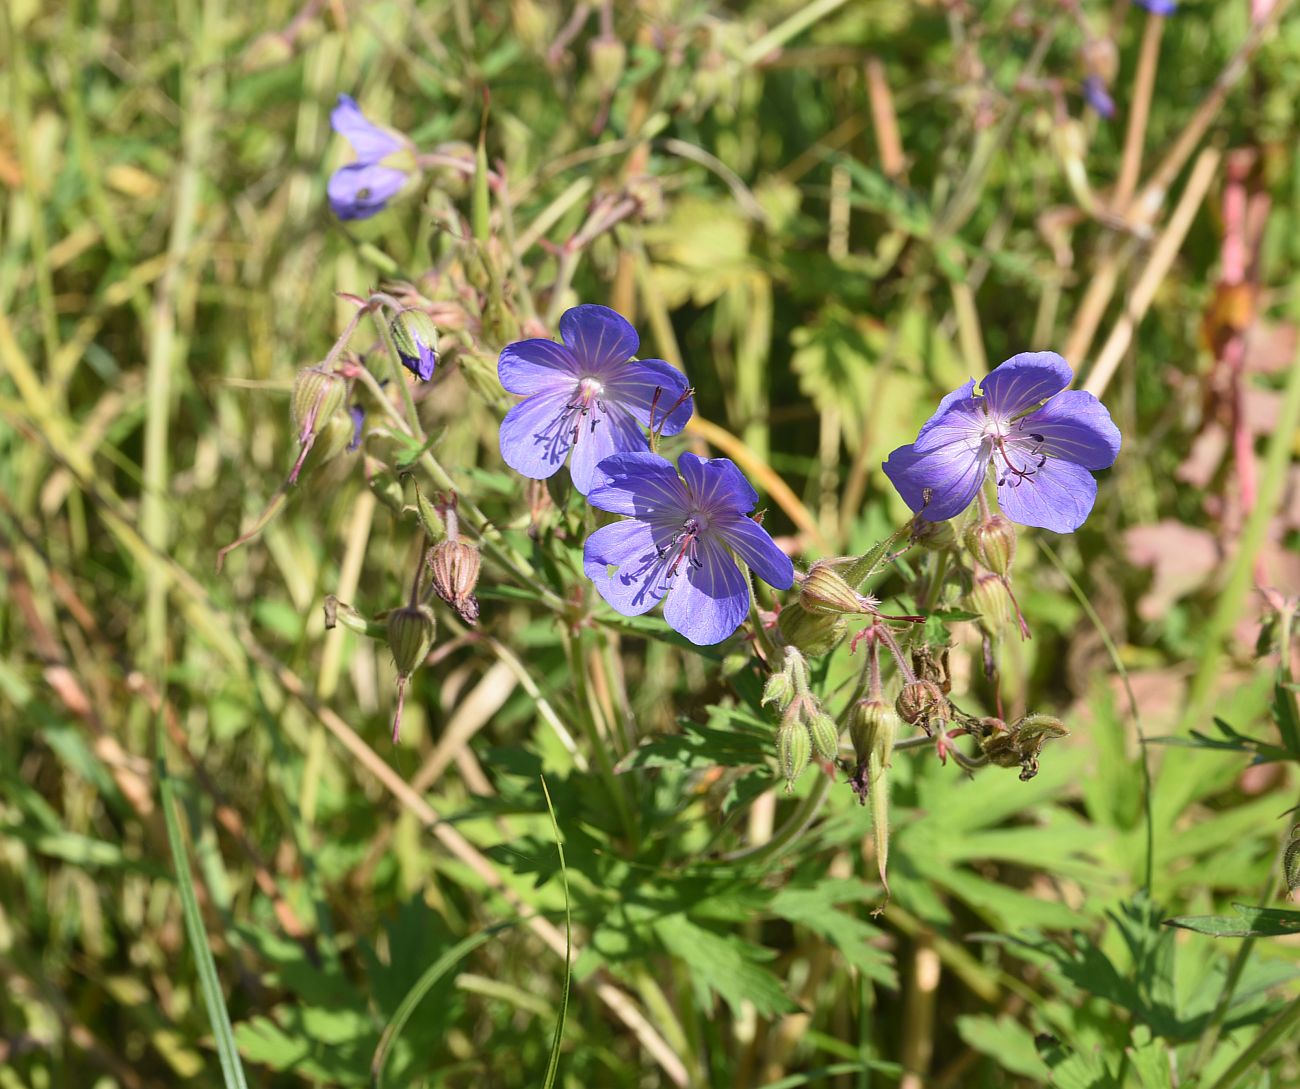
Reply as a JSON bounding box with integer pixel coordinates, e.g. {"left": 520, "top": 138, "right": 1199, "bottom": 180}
{"left": 583, "top": 451, "right": 794, "bottom": 645}
{"left": 328, "top": 94, "right": 411, "bottom": 221}
{"left": 1134, "top": 0, "right": 1176, "bottom": 14}
{"left": 882, "top": 352, "right": 1121, "bottom": 534}
{"left": 1083, "top": 76, "right": 1116, "bottom": 119}
{"left": 498, "top": 304, "right": 693, "bottom": 494}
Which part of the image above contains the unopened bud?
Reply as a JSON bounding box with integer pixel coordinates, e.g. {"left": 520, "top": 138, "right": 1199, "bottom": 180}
{"left": 965, "top": 515, "right": 1017, "bottom": 575}
{"left": 776, "top": 721, "right": 811, "bottom": 792}
{"left": 808, "top": 711, "right": 841, "bottom": 763}
{"left": 896, "top": 680, "right": 946, "bottom": 727}
{"left": 761, "top": 671, "right": 795, "bottom": 710}
{"left": 386, "top": 604, "right": 437, "bottom": 678}
{"left": 389, "top": 310, "right": 439, "bottom": 381}
{"left": 365, "top": 456, "right": 405, "bottom": 514}
{"left": 777, "top": 602, "right": 847, "bottom": 657}
{"left": 968, "top": 573, "right": 1013, "bottom": 636}
{"left": 428, "top": 538, "right": 481, "bottom": 625}
{"left": 588, "top": 36, "right": 626, "bottom": 96}
{"left": 849, "top": 698, "right": 899, "bottom": 770}
{"left": 911, "top": 517, "right": 957, "bottom": 552}
{"left": 800, "top": 565, "right": 872, "bottom": 616}
{"left": 292, "top": 366, "right": 347, "bottom": 441}
{"left": 414, "top": 485, "right": 445, "bottom": 537}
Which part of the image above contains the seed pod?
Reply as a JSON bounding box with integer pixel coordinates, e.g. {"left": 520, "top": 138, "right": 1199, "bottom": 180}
{"left": 800, "top": 564, "right": 871, "bottom": 616}
{"left": 386, "top": 604, "right": 436, "bottom": 743}
{"left": 776, "top": 721, "right": 811, "bottom": 793}
{"left": 849, "top": 697, "right": 900, "bottom": 770}
{"left": 389, "top": 309, "right": 440, "bottom": 381}
{"left": 428, "top": 538, "right": 482, "bottom": 625}
{"left": 808, "top": 711, "right": 841, "bottom": 763}
{"left": 968, "top": 573, "right": 1013, "bottom": 636}
{"left": 965, "top": 514, "right": 1017, "bottom": 576}
{"left": 777, "top": 602, "right": 847, "bottom": 657}
{"left": 761, "top": 670, "right": 795, "bottom": 710}
{"left": 291, "top": 366, "right": 347, "bottom": 440}
{"left": 588, "top": 35, "right": 626, "bottom": 96}
{"left": 1009, "top": 713, "right": 1069, "bottom": 781}
{"left": 896, "top": 679, "right": 946, "bottom": 727}
{"left": 869, "top": 749, "right": 891, "bottom": 902}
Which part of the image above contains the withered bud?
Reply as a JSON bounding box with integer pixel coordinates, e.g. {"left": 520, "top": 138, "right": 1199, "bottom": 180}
{"left": 896, "top": 680, "right": 947, "bottom": 727}
{"left": 428, "top": 538, "right": 482, "bottom": 625}
{"left": 1007, "top": 713, "right": 1069, "bottom": 781}
{"left": 849, "top": 698, "right": 899, "bottom": 771}
{"left": 777, "top": 602, "right": 847, "bottom": 657}
{"left": 807, "top": 711, "right": 841, "bottom": 763}
{"left": 965, "top": 514, "right": 1017, "bottom": 576}
{"left": 776, "top": 721, "right": 811, "bottom": 793}
{"left": 800, "top": 564, "right": 874, "bottom": 616}
{"left": 968, "top": 573, "right": 1014, "bottom": 636}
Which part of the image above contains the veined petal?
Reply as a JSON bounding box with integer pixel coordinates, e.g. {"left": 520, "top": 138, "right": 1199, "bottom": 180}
{"left": 498, "top": 338, "right": 581, "bottom": 395}
{"left": 679, "top": 453, "right": 759, "bottom": 516}
{"left": 586, "top": 451, "right": 689, "bottom": 517}
{"left": 663, "top": 537, "right": 750, "bottom": 645}
{"left": 912, "top": 396, "right": 986, "bottom": 458}
{"left": 584, "top": 519, "right": 675, "bottom": 617}
{"left": 569, "top": 404, "right": 651, "bottom": 495}
{"left": 1020, "top": 390, "right": 1121, "bottom": 471}
{"left": 331, "top": 94, "right": 404, "bottom": 161}
{"left": 882, "top": 441, "right": 987, "bottom": 522}
{"left": 327, "top": 163, "right": 406, "bottom": 220}
{"left": 978, "top": 352, "right": 1073, "bottom": 419}
{"left": 712, "top": 514, "right": 794, "bottom": 590}
{"left": 604, "top": 358, "right": 693, "bottom": 434}
{"left": 498, "top": 390, "right": 573, "bottom": 480}
{"left": 916, "top": 379, "right": 978, "bottom": 443}
{"left": 559, "top": 305, "right": 639, "bottom": 374}
{"left": 997, "top": 457, "right": 1098, "bottom": 533}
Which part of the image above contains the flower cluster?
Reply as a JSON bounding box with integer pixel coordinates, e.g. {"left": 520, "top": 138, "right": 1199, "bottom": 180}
{"left": 327, "top": 94, "right": 414, "bottom": 221}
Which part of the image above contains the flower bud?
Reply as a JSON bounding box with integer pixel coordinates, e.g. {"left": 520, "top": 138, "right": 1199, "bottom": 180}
{"left": 389, "top": 309, "right": 439, "bottom": 381}
{"left": 807, "top": 711, "right": 841, "bottom": 763}
{"left": 849, "top": 698, "right": 899, "bottom": 770}
{"left": 896, "top": 680, "right": 946, "bottom": 727}
{"left": 968, "top": 573, "right": 1013, "bottom": 636}
{"left": 386, "top": 604, "right": 437, "bottom": 679}
{"left": 776, "top": 721, "right": 811, "bottom": 792}
{"left": 965, "top": 514, "right": 1017, "bottom": 576}
{"left": 588, "top": 36, "right": 626, "bottom": 96}
{"left": 761, "top": 671, "right": 795, "bottom": 710}
{"left": 777, "top": 602, "right": 847, "bottom": 657}
{"left": 800, "top": 564, "right": 871, "bottom": 616}
{"left": 911, "top": 517, "right": 957, "bottom": 552}
{"left": 428, "top": 538, "right": 482, "bottom": 625}
{"left": 292, "top": 366, "right": 347, "bottom": 441}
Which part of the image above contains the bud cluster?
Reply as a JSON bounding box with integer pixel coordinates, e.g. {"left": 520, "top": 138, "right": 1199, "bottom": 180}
{"left": 763, "top": 648, "right": 841, "bottom": 793}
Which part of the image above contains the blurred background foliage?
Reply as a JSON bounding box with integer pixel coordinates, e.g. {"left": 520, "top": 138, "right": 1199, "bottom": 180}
{"left": 2, "top": 0, "right": 1300, "bottom": 1086}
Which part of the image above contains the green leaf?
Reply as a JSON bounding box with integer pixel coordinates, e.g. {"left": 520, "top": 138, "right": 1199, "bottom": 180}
{"left": 653, "top": 914, "right": 796, "bottom": 1017}
{"left": 1165, "top": 903, "right": 1300, "bottom": 939}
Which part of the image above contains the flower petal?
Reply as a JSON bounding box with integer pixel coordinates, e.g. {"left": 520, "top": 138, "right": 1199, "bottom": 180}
{"left": 915, "top": 379, "right": 979, "bottom": 444}
{"left": 586, "top": 451, "right": 688, "bottom": 517}
{"left": 1020, "top": 390, "right": 1121, "bottom": 471}
{"left": 583, "top": 519, "right": 675, "bottom": 617}
{"left": 559, "top": 305, "right": 639, "bottom": 374}
{"left": 978, "top": 352, "right": 1073, "bottom": 419}
{"left": 327, "top": 163, "right": 407, "bottom": 220}
{"left": 712, "top": 514, "right": 794, "bottom": 590}
{"left": 604, "top": 359, "right": 694, "bottom": 434}
{"left": 882, "top": 441, "right": 987, "bottom": 522}
{"left": 497, "top": 390, "right": 573, "bottom": 480}
{"left": 679, "top": 453, "right": 759, "bottom": 516}
{"left": 331, "top": 94, "right": 404, "bottom": 161}
{"left": 997, "top": 457, "right": 1098, "bottom": 533}
{"left": 498, "top": 338, "right": 581, "bottom": 395}
{"left": 569, "top": 404, "right": 651, "bottom": 495}
{"left": 663, "top": 537, "right": 750, "bottom": 645}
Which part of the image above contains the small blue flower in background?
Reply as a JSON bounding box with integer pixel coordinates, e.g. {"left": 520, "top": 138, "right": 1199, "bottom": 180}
{"left": 1134, "top": 0, "right": 1176, "bottom": 13}
{"left": 583, "top": 451, "right": 794, "bottom": 645}
{"left": 1083, "top": 76, "right": 1116, "bottom": 119}
{"left": 328, "top": 94, "right": 411, "bottom": 221}
{"left": 498, "top": 304, "right": 694, "bottom": 494}
{"left": 347, "top": 404, "right": 366, "bottom": 452}
{"left": 882, "top": 352, "right": 1121, "bottom": 534}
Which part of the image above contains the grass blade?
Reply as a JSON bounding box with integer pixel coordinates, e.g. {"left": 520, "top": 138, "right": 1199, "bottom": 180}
{"left": 540, "top": 775, "right": 572, "bottom": 1089}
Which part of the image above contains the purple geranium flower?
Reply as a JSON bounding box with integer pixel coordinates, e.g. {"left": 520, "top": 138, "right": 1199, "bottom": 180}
{"left": 328, "top": 94, "right": 410, "bottom": 221}
{"left": 497, "top": 304, "right": 693, "bottom": 494}
{"left": 1083, "top": 76, "right": 1116, "bottom": 119}
{"left": 1134, "top": 0, "right": 1176, "bottom": 13}
{"left": 882, "top": 352, "right": 1121, "bottom": 534}
{"left": 583, "top": 451, "right": 795, "bottom": 645}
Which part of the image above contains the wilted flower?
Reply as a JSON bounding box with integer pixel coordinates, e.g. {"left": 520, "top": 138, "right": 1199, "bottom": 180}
{"left": 498, "top": 304, "right": 693, "bottom": 494}
{"left": 1083, "top": 76, "right": 1116, "bottom": 119}
{"left": 582, "top": 450, "right": 794, "bottom": 645}
{"left": 328, "top": 94, "right": 413, "bottom": 221}
{"left": 882, "top": 352, "right": 1121, "bottom": 533}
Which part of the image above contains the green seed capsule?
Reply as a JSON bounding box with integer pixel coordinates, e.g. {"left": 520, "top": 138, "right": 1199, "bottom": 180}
{"left": 799, "top": 564, "right": 871, "bottom": 616}
{"left": 777, "top": 602, "right": 847, "bottom": 658}
{"left": 808, "top": 711, "right": 841, "bottom": 763}
{"left": 849, "top": 698, "right": 900, "bottom": 769}
{"left": 386, "top": 604, "right": 437, "bottom": 679}
{"left": 776, "top": 721, "right": 811, "bottom": 793}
